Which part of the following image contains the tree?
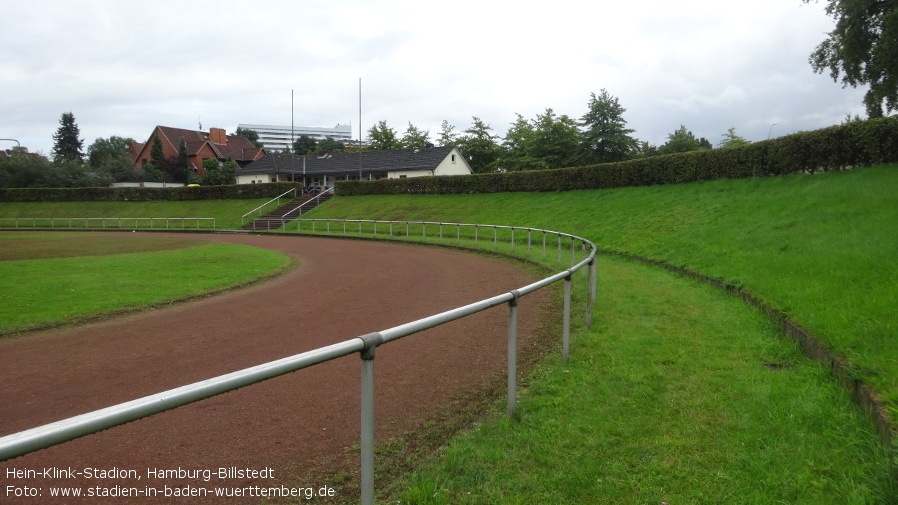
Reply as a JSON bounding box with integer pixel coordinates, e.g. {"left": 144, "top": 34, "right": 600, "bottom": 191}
{"left": 314, "top": 136, "right": 346, "bottom": 154}
{"left": 293, "top": 135, "right": 318, "bottom": 155}
{"left": 438, "top": 120, "right": 458, "bottom": 146}
{"left": 659, "top": 125, "right": 703, "bottom": 154}
{"left": 400, "top": 122, "right": 431, "bottom": 148}
{"left": 235, "top": 127, "right": 263, "bottom": 148}
{"left": 498, "top": 113, "right": 540, "bottom": 170}
{"left": 0, "top": 149, "right": 53, "bottom": 188}
{"left": 802, "top": 0, "right": 898, "bottom": 117}
{"left": 579, "top": 89, "right": 638, "bottom": 163}
{"left": 367, "top": 120, "right": 401, "bottom": 150}
{"left": 455, "top": 117, "right": 501, "bottom": 173}
{"left": 51, "top": 112, "right": 84, "bottom": 164}
{"left": 177, "top": 138, "right": 189, "bottom": 173}
{"left": 150, "top": 133, "right": 165, "bottom": 166}
{"left": 718, "top": 127, "right": 752, "bottom": 149}
{"left": 87, "top": 136, "right": 136, "bottom": 182}
{"left": 530, "top": 108, "right": 583, "bottom": 168}
{"left": 200, "top": 157, "right": 237, "bottom": 185}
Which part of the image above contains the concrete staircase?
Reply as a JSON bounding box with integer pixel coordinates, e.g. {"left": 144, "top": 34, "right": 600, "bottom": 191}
{"left": 241, "top": 192, "right": 333, "bottom": 231}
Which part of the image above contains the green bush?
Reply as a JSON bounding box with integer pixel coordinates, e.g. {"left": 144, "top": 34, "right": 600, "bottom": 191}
{"left": 0, "top": 182, "right": 304, "bottom": 202}
{"left": 337, "top": 116, "right": 898, "bottom": 195}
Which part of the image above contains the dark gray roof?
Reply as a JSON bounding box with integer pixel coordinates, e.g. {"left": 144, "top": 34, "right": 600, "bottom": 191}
{"left": 238, "top": 145, "right": 460, "bottom": 175}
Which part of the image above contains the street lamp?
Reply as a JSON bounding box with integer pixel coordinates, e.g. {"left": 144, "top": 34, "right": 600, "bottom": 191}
{"left": 767, "top": 122, "right": 778, "bottom": 140}
{"left": 0, "top": 138, "right": 21, "bottom": 148}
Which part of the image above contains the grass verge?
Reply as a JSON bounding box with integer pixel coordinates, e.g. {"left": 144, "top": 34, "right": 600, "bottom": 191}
{"left": 0, "top": 233, "right": 293, "bottom": 335}
{"left": 387, "top": 256, "right": 896, "bottom": 503}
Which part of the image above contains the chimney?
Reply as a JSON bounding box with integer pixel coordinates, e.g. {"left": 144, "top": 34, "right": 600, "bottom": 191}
{"left": 209, "top": 127, "right": 227, "bottom": 144}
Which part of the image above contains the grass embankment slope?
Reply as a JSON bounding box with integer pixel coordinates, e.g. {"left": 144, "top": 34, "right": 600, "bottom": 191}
{"left": 303, "top": 165, "right": 898, "bottom": 503}
{"left": 0, "top": 198, "right": 271, "bottom": 230}
{"left": 0, "top": 233, "right": 292, "bottom": 334}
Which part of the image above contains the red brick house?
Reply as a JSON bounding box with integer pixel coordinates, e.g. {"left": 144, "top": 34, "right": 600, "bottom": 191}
{"left": 131, "top": 126, "right": 266, "bottom": 174}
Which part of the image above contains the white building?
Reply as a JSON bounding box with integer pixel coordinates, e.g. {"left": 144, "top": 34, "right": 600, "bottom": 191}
{"left": 235, "top": 146, "right": 473, "bottom": 186}
{"left": 237, "top": 124, "right": 354, "bottom": 152}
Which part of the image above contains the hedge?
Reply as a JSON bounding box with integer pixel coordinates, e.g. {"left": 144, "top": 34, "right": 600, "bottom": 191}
{"left": 0, "top": 182, "right": 304, "bottom": 203}
{"left": 335, "top": 116, "right": 898, "bottom": 196}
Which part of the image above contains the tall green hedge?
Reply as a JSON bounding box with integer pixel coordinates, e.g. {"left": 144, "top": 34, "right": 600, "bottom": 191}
{"left": 336, "top": 116, "right": 898, "bottom": 196}
{"left": 0, "top": 182, "right": 304, "bottom": 202}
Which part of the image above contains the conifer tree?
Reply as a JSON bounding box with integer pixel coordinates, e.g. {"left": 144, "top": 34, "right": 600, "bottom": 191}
{"left": 51, "top": 112, "right": 84, "bottom": 164}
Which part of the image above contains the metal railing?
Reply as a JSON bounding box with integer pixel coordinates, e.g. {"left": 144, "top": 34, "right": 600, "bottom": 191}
{"left": 240, "top": 188, "right": 297, "bottom": 226}
{"left": 0, "top": 219, "right": 597, "bottom": 505}
{"left": 0, "top": 217, "right": 216, "bottom": 231}
{"left": 244, "top": 188, "right": 335, "bottom": 231}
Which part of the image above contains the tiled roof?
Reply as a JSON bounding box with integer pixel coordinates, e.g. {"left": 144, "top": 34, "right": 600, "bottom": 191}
{"left": 239, "top": 145, "right": 458, "bottom": 175}
{"left": 156, "top": 126, "right": 262, "bottom": 162}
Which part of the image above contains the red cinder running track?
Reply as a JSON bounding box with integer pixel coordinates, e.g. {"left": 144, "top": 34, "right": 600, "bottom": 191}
{"left": 0, "top": 233, "right": 550, "bottom": 503}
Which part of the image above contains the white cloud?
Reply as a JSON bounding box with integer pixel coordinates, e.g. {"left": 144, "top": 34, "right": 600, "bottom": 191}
{"left": 0, "top": 0, "right": 873, "bottom": 156}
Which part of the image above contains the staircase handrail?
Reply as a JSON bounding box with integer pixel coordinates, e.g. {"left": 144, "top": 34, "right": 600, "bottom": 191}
{"left": 241, "top": 188, "right": 297, "bottom": 226}
{"left": 279, "top": 187, "right": 335, "bottom": 221}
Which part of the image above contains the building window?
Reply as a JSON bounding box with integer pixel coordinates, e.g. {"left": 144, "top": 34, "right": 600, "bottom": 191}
{"left": 451, "top": 154, "right": 456, "bottom": 163}
{"left": 399, "top": 175, "right": 407, "bottom": 179}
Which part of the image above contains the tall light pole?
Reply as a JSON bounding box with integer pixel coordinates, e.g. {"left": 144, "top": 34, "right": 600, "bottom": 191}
{"left": 0, "top": 139, "right": 21, "bottom": 148}
{"left": 767, "top": 122, "right": 778, "bottom": 140}
{"left": 359, "top": 78, "right": 362, "bottom": 180}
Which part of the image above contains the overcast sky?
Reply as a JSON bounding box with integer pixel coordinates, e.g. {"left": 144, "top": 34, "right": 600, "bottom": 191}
{"left": 1, "top": 0, "right": 868, "bottom": 156}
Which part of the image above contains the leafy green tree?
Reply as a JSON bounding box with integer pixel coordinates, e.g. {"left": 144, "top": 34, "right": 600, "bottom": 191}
{"left": 200, "top": 157, "right": 237, "bottom": 185}
{"left": 367, "top": 120, "right": 401, "bottom": 150}
{"left": 631, "top": 140, "right": 660, "bottom": 158}
{"left": 718, "top": 127, "right": 752, "bottom": 149}
{"left": 401, "top": 122, "right": 431, "bottom": 148}
{"left": 314, "top": 136, "right": 346, "bottom": 154}
{"left": 438, "top": 120, "right": 458, "bottom": 146}
{"left": 87, "top": 136, "right": 136, "bottom": 181}
{"left": 659, "top": 125, "right": 703, "bottom": 154}
{"left": 802, "top": 0, "right": 898, "bottom": 117}
{"left": 579, "top": 89, "right": 638, "bottom": 163}
{"left": 530, "top": 108, "right": 583, "bottom": 168}
{"left": 293, "top": 135, "right": 317, "bottom": 155}
{"left": 51, "top": 112, "right": 84, "bottom": 164}
{"left": 498, "top": 113, "right": 540, "bottom": 170}
{"left": 0, "top": 149, "right": 53, "bottom": 187}
{"left": 235, "top": 127, "right": 263, "bottom": 148}
{"left": 455, "top": 117, "right": 501, "bottom": 173}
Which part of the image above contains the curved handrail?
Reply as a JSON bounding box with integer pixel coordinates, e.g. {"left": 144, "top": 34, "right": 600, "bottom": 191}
{"left": 0, "top": 219, "right": 597, "bottom": 505}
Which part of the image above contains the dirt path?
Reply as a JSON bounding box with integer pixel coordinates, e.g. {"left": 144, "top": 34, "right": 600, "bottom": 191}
{"left": 0, "top": 233, "right": 551, "bottom": 503}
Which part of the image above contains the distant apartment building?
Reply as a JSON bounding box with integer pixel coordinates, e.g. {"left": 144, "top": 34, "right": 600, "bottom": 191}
{"left": 237, "top": 124, "right": 354, "bottom": 152}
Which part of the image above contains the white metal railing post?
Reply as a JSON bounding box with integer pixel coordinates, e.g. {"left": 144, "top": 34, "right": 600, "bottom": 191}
{"left": 493, "top": 226, "right": 497, "bottom": 249}
{"left": 507, "top": 292, "right": 519, "bottom": 418}
{"left": 557, "top": 234, "right": 562, "bottom": 264}
{"left": 510, "top": 228, "right": 515, "bottom": 252}
{"left": 590, "top": 255, "right": 597, "bottom": 305}
{"left": 475, "top": 225, "right": 478, "bottom": 245}
{"left": 570, "top": 237, "right": 575, "bottom": 267}
{"left": 457, "top": 224, "right": 460, "bottom": 244}
{"left": 563, "top": 274, "right": 572, "bottom": 361}
{"left": 528, "top": 230, "right": 531, "bottom": 253}
{"left": 586, "top": 258, "right": 595, "bottom": 329}
{"left": 543, "top": 232, "right": 546, "bottom": 259}
{"left": 359, "top": 333, "right": 382, "bottom": 505}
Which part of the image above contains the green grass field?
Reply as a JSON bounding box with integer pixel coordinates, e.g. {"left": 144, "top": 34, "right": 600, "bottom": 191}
{"left": 0, "top": 198, "right": 271, "bottom": 230}
{"left": 0, "top": 233, "right": 292, "bottom": 333}
{"left": 298, "top": 164, "right": 898, "bottom": 502}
